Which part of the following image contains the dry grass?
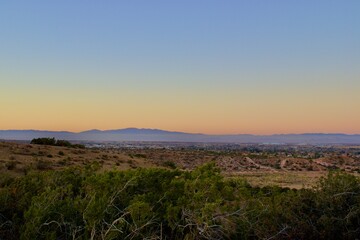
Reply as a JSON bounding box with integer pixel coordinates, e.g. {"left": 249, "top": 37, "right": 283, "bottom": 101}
{"left": 0, "top": 141, "right": 157, "bottom": 177}
{"left": 1, "top": 141, "right": 359, "bottom": 189}
{"left": 228, "top": 171, "right": 328, "bottom": 189}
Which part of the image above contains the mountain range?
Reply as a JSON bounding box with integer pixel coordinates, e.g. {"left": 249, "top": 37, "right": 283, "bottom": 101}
{"left": 1, "top": 128, "right": 360, "bottom": 144}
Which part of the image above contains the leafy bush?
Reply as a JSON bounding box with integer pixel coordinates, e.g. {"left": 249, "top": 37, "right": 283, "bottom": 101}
{"left": 30, "top": 138, "right": 85, "bottom": 149}
{"left": 35, "top": 159, "right": 52, "bottom": 170}
{"left": 5, "top": 161, "right": 17, "bottom": 170}
{"left": 0, "top": 165, "right": 359, "bottom": 239}
{"left": 30, "top": 137, "right": 56, "bottom": 145}
{"left": 162, "top": 160, "right": 177, "bottom": 169}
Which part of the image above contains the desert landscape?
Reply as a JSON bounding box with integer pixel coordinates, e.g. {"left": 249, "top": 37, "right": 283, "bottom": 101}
{"left": 2, "top": 140, "right": 359, "bottom": 188}
{"left": 2, "top": 1, "right": 359, "bottom": 239}
{"left": 2, "top": 139, "right": 360, "bottom": 239}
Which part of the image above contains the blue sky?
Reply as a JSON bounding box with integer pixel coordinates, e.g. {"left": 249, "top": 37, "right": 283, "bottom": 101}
{"left": 1, "top": 1, "right": 359, "bottom": 133}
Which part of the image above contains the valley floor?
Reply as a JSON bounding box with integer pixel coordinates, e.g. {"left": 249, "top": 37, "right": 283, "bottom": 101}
{"left": 1, "top": 141, "right": 359, "bottom": 188}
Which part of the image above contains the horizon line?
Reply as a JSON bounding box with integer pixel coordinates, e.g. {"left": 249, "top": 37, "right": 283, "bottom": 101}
{"left": 1, "top": 128, "right": 359, "bottom": 136}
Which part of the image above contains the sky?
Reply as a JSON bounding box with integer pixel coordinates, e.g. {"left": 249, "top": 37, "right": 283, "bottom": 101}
{"left": 0, "top": 1, "right": 359, "bottom": 134}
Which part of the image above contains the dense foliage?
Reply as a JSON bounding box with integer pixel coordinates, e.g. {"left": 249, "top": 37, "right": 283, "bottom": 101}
{"left": 0, "top": 164, "right": 359, "bottom": 239}
{"left": 30, "top": 138, "right": 85, "bottom": 148}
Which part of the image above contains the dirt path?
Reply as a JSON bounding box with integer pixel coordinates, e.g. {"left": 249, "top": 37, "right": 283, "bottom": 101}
{"left": 314, "top": 159, "right": 334, "bottom": 168}
{"left": 245, "top": 157, "right": 278, "bottom": 172}
{"left": 280, "top": 159, "right": 287, "bottom": 170}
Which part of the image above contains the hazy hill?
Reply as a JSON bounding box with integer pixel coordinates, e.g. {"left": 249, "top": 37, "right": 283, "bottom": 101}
{"left": 1, "top": 128, "right": 360, "bottom": 144}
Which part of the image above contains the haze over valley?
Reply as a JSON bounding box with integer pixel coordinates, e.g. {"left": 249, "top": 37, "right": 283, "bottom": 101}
{"left": 1, "top": 128, "right": 360, "bottom": 144}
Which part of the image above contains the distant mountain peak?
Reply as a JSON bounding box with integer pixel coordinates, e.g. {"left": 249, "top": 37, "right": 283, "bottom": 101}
{"left": 105, "top": 128, "right": 188, "bottom": 135}
{"left": 80, "top": 129, "right": 102, "bottom": 134}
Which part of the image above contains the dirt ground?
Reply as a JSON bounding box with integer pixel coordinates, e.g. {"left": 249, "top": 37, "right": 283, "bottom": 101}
{"left": 1, "top": 141, "right": 359, "bottom": 188}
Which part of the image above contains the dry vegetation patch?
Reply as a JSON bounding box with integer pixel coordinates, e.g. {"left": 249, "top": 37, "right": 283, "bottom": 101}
{"left": 1, "top": 141, "right": 360, "bottom": 188}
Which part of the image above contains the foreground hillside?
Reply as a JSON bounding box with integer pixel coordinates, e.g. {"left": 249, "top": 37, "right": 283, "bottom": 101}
{"left": 1, "top": 164, "right": 359, "bottom": 239}
{"left": 1, "top": 141, "right": 360, "bottom": 239}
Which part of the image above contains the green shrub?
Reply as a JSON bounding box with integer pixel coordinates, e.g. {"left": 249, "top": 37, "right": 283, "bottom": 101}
{"left": 0, "top": 165, "right": 359, "bottom": 239}
{"left": 162, "top": 160, "right": 177, "bottom": 169}
{"left": 5, "top": 161, "right": 17, "bottom": 170}
{"left": 35, "top": 159, "right": 52, "bottom": 170}
{"left": 30, "top": 137, "right": 56, "bottom": 145}
{"left": 30, "top": 138, "right": 85, "bottom": 149}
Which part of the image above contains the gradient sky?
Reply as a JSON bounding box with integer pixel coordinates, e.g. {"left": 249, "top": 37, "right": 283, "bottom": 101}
{"left": 1, "top": 1, "right": 359, "bottom": 134}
